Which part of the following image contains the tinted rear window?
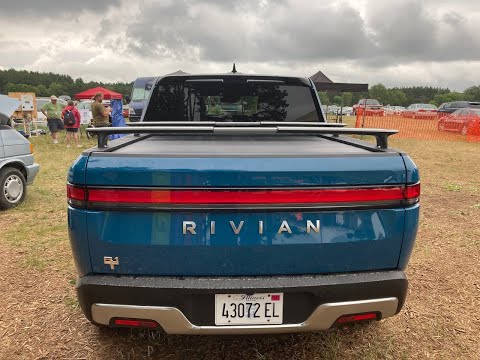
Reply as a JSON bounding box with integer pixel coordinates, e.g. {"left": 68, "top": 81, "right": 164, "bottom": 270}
{"left": 418, "top": 104, "right": 436, "bottom": 109}
{"left": 359, "top": 99, "right": 380, "bottom": 105}
{"left": 144, "top": 78, "right": 321, "bottom": 122}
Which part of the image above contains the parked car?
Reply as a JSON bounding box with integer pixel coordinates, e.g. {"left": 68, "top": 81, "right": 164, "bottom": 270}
{"left": 437, "top": 101, "right": 480, "bottom": 117}
{"left": 403, "top": 104, "right": 438, "bottom": 119}
{"left": 59, "top": 95, "right": 71, "bottom": 102}
{"left": 438, "top": 108, "right": 480, "bottom": 135}
{"left": 384, "top": 106, "right": 405, "bottom": 116}
{"left": 128, "top": 76, "right": 156, "bottom": 122}
{"left": 326, "top": 105, "right": 339, "bottom": 114}
{"left": 0, "top": 97, "right": 40, "bottom": 209}
{"left": 123, "top": 104, "right": 134, "bottom": 118}
{"left": 352, "top": 99, "right": 384, "bottom": 116}
{"left": 340, "top": 106, "right": 353, "bottom": 116}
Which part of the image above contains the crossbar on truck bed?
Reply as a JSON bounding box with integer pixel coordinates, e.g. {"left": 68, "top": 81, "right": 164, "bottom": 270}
{"left": 87, "top": 126, "right": 398, "bottom": 149}
{"left": 126, "top": 121, "right": 348, "bottom": 128}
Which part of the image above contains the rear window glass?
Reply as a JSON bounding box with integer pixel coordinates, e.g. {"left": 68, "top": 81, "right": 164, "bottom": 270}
{"left": 418, "top": 104, "right": 436, "bottom": 109}
{"left": 144, "top": 79, "right": 321, "bottom": 122}
{"left": 359, "top": 99, "right": 380, "bottom": 105}
{"left": 132, "top": 87, "right": 151, "bottom": 102}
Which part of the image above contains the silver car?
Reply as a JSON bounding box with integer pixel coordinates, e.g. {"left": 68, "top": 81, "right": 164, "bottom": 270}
{"left": 0, "top": 96, "right": 40, "bottom": 209}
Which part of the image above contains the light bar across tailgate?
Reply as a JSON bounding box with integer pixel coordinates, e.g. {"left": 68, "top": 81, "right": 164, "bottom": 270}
{"left": 67, "top": 183, "right": 420, "bottom": 210}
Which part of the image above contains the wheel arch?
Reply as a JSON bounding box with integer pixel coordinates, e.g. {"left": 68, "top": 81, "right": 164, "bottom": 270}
{"left": 0, "top": 161, "right": 27, "bottom": 179}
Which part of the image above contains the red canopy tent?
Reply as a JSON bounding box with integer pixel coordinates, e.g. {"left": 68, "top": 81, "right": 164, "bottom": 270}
{"left": 75, "top": 87, "right": 123, "bottom": 100}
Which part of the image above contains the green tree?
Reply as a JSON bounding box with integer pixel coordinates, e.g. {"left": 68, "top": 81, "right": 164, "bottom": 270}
{"left": 342, "top": 92, "right": 353, "bottom": 106}
{"left": 48, "top": 82, "right": 66, "bottom": 96}
{"left": 432, "top": 92, "right": 468, "bottom": 106}
{"left": 387, "top": 89, "right": 408, "bottom": 106}
{"left": 317, "top": 91, "right": 329, "bottom": 105}
{"left": 464, "top": 86, "right": 480, "bottom": 101}
{"left": 369, "top": 84, "right": 388, "bottom": 104}
{"left": 36, "top": 85, "right": 49, "bottom": 97}
{"left": 4, "top": 83, "right": 39, "bottom": 94}
{"left": 333, "top": 95, "right": 343, "bottom": 106}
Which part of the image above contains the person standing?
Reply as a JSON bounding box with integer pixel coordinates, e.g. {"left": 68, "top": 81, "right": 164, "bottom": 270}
{"left": 91, "top": 92, "right": 111, "bottom": 127}
{"left": 61, "top": 100, "right": 82, "bottom": 147}
{"left": 208, "top": 97, "right": 223, "bottom": 115}
{"left": 41, "top": 95, "right": 65, "bottom": 144}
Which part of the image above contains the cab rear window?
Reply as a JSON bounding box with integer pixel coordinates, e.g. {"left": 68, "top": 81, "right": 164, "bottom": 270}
{"left": 144, "top": 78, "right": 321, "bottom": 122}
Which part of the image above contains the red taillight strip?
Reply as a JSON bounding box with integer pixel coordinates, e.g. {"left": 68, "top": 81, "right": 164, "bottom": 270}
{"left": 67, "top": 185, "right": 86, "bottom": 201}
{"left": 67, "top": 183, "right": 420, "bottom": 205}
{"left": 404, "top": 183, "right": 420, "bottom": 200}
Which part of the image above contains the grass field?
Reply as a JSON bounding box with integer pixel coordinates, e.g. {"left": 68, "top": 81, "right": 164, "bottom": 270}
{"left": 0, "top": 132, "right": 479, "bottom": 359}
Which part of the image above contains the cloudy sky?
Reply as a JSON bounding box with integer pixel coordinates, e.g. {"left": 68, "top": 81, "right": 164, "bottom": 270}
{"left": 1, "top": 0, "right": 480, "bottom": 90}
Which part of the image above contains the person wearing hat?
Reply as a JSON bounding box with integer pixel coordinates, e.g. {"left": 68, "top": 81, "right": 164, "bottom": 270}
{"left": 91, "top": 92, "right": 112, "bottom": 127}
{"left": 41, "top": 95, "right": 66, "bottom": 144}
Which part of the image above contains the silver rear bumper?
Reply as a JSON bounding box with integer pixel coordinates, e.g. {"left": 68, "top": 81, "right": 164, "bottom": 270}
{"left": 91, "top": 297, "right": 398, "bottom": 335}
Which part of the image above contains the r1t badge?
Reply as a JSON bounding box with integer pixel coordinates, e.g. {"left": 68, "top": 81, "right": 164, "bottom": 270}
{"left": 104, "top": 256, "right": 119, "bottom": 270}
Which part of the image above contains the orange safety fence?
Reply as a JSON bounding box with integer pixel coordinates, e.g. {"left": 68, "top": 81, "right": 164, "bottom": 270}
{"left": 355, "top": 108, "right": 480, "bottom": 143}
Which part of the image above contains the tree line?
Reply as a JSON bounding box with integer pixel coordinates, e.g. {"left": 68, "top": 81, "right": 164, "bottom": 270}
{"left": 319, "top": 84, "right": 480, "bottom": 107}
{"left": 0, "top": 69, "right": 133, "bottom": 98}
{"left": 2, "top": 68, "right": 480, "bottom": 107}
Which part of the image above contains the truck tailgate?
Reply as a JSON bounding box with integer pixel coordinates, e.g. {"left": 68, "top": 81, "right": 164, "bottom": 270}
{"left": 69, "top": 135, "right": 419, "bottom": 276}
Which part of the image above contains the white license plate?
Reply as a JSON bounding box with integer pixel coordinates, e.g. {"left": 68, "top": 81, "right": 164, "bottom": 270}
{"left": 215, "top": 293, "right": 283, "bottom": 325}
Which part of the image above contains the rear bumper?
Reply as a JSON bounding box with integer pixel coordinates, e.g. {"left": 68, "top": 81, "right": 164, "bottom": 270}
{"left": 26, "top": 163, "right": 40, "bottom": 185}
{"left": 77, "top": 270, "right": 407, "bottom": 334}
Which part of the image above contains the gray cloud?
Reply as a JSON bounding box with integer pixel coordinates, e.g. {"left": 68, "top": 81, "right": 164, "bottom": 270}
{"left": 1, "top": 0, "right": 480, "bottom": 90}
{"left": 121, "top": 1, "right": 374, "bottom": 63}
{"left": 118, "top": 0, "right": 480, "bottom": 67}
{"left": 366, "top": 0, "right": 480, "bottom": 64}
{"left": 0, "top": 0, "right": 121, "bottom": 16}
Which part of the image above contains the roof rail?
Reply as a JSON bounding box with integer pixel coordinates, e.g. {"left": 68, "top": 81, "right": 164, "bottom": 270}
{"left": 87, "top": 125, "right": 397, "bottom": 149}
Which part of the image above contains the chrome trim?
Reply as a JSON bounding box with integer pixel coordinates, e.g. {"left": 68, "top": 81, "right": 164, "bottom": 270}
{"left": 91, "top": 297, "right": 398, "bottom": 335}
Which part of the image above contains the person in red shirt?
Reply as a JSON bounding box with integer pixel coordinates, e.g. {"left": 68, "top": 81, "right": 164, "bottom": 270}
{"left": 61, "top": 100, "right": 82, "bottom": 147}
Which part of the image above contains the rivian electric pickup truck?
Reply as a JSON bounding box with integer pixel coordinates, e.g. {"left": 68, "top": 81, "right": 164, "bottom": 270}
{"left": 67, "top": 73, "right": 420, "bottom": 334}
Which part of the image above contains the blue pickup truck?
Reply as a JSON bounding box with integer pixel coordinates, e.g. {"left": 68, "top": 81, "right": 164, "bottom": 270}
{"left": 68, "top": 73, "right": 420, "bottom": 334}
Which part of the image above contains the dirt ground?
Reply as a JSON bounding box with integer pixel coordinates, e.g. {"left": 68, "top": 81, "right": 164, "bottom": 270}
{"left": 0, "top": 134, "right": 479, "bottom": 359}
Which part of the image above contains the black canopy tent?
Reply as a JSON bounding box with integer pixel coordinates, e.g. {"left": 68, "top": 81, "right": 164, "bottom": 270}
{"left": 310, "top": 71, "right": 368, "bottom": 92}
{"left": 309, "top": 71, "right": 369, "bottom": 122}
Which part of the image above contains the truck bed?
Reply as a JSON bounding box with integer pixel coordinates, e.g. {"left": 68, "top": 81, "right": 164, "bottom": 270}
{"left": 101, "top": 134, "right": 395, "bottom": 157}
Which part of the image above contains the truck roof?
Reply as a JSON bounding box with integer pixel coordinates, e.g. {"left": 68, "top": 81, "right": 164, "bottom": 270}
{"left": 154, "top": 73, "right": 313, "bottom": 87}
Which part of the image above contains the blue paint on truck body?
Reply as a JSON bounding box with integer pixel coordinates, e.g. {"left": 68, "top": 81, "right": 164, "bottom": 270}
{"left": 68, "top": 151, "right": 419, "bottom": 277}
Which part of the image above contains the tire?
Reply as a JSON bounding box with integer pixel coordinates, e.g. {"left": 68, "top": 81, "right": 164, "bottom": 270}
{"left": 0, "top": 167, "right": 27, "bottom": 210}
{"left": 461, "top": 125, "right": 468, "bottom": 136}
{"left": 438, "top": 121, "right": 445, "bottom": 131}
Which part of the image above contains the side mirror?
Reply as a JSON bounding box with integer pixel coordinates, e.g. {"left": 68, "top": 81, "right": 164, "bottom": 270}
{"left": 125, "top": 95, "right": 131, "bottom": 104}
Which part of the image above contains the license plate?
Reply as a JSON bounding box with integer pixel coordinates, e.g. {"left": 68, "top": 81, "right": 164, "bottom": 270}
{"left": 215, "top": 293, "right": 283, "bottom": 325}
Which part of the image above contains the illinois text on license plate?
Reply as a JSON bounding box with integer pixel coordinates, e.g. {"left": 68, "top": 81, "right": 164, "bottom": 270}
{"left": 215, "top": 293, "right": 284, "bottom": 325}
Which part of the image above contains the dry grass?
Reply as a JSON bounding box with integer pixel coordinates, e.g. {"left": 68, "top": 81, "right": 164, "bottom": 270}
{"left": 0, "top": 131, "right": 479, "bottom": 359}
